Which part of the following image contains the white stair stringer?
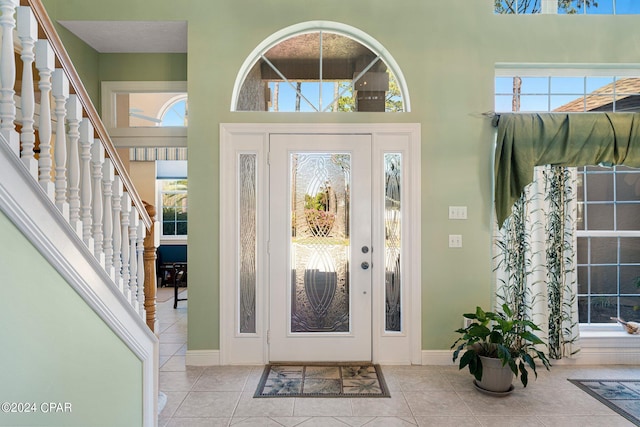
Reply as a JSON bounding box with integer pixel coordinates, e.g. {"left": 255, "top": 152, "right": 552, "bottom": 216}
{"left": 0, "top": 135, "right": 159, "bottom": 426}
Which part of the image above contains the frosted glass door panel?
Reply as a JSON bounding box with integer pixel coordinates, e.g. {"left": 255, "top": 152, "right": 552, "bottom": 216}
{"left": 269, "top": 134, "right": 372, "bottom": 362}
{"left": 290, "top": 153, "right": 351, "bottom": 333}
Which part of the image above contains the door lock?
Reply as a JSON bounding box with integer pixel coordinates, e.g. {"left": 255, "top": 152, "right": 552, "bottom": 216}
{"left": 361, "top": 261, "right": 370, "bottom": 270}
{"left": 361, "top": 246, "right": 369, "bottom": 254}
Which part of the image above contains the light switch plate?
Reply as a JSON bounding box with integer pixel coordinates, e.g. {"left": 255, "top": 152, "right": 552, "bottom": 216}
{"left": 448, "top": 206, "right": 467, "bottom": 220}
{"left": 449, "top": 234, "right": 462, "bottom": 248}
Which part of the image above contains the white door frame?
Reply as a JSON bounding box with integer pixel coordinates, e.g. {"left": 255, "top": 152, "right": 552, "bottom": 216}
{"left": 219, "top": 123, "right": 421, "bottom": 365}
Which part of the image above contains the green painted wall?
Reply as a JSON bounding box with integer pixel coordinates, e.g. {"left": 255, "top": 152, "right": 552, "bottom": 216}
{"left": 43, "top": 0, "right": 640, "bottom": 353}
{"left": 0, "top": 212, "right": 142, "bottom": 426}
{"left": 54, "top": 26, "right": 100, "bottom": 102}
{"left": 99, "top": 53, "right": 187, "bottom": 82}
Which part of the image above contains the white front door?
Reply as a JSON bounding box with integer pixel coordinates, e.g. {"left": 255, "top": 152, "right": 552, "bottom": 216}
{"left": 269, "top": 133, "right": 372, "bottom": 361}
{"left": 219, "top": 123, "right": 421, "bottom": 366}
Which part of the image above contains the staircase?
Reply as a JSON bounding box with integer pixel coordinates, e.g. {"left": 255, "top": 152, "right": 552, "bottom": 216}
{"left": 0, "top": 1, "right": 158, "bottom": 425}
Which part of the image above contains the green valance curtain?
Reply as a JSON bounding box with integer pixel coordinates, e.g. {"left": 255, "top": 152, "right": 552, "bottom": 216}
{"left": 494, "top": 112, "right": 640, "bottom": 227}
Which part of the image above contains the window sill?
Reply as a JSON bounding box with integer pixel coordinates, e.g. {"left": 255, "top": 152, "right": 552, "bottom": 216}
{"left": 542, "top": 325, "right": 638, "bottom": 365}
{"left": 160, "top": 238, "right": 187, "bottom": 246}
{"left": 580, "top": 324, "right": 631, "bottom": 337}
{"left": 579, "top": 325, "right": 639, "bottom": 349}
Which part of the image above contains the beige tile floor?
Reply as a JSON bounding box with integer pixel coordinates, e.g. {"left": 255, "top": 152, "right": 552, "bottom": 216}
{"left": 157, "top": 293, "right": 638, "bottom": 426}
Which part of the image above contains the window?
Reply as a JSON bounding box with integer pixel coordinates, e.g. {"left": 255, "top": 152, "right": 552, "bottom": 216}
{"left": 494, "top": 0, "right": 640, "bottom": 14}
{"left": 232, "top": 22, "right": 409, "bottom": 112}
{"left": 495, "top": 75, "right": 640, "bottom": 113}
{"left": 561, "top": 0, "right": 640, "bottom": 14}
{"left": 125, "top": 93, "right": 188, "bottom": 128}
{"left": 161, "top": 98, "right": 188, "bottom": 127}
{"left": 577, "top": 166, "right": 640, "bottom": 323}
{"left": 101, "top": 81, "right": 187, "bottom": 147}
{"left": 495, "top": 68, "right": 640, "bottom": 324}
{"left": 494, "top": 0, "right": 542, "bottom": 14}
{"left": 157, "top": 159, "right": 188, "bottom": 242}
{"left": 159, "top": 179, "right": 188, "bottom": 239}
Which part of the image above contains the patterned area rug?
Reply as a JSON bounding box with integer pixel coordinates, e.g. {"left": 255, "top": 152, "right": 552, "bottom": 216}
{"left": 569, "top": 379, "right": 640, "bottom": 425}
{"left": 254, "top": 364, "right": 390, "bottom": 398}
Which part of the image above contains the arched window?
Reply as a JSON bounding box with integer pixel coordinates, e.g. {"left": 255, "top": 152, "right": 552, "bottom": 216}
{"left": 232, "top": 21, "right": 410, "bottom": 112}
{"left": 160, "top": 96, "right": 188, "bottom": 127}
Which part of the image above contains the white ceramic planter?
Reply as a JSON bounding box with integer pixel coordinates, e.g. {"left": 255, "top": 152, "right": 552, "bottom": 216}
{"left": 476, "top": 355, "right": 514, "bottom": 393}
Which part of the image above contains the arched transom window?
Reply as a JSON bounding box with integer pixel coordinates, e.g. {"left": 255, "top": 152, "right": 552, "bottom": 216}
{"left": 232, "top": 22, "right": 409, "bottom": 112}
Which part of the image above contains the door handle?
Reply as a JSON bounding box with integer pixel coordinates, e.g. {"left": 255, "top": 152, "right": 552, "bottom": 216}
{"left": 361, "top": 262, "right": 370, "bottom": 270}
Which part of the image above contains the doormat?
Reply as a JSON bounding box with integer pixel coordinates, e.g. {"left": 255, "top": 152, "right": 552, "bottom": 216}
{"left": 568, "top": 379, "right": 640, "bottom": 425}
{"left": 254, "top": 364, "right": 390, "bottom": 398}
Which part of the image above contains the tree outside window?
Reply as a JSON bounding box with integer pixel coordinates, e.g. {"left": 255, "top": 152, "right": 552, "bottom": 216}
{"left": 494, "top": 0, "right": 600, "bottom": 14}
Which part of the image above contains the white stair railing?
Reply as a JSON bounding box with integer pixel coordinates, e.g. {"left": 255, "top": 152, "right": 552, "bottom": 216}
{"left": 17, "top": 6, "right": 37, "bottom": 177}
{"left": 129, "top": 212, "right": 139, "bottom": 312}
{"left": 112, "top": 175, "right": 124, "bottom": 293}
{"left": 103, "top": 158, "right": 115, "bottom": 279}
{"left": 0, "top": 0, "right": 18, "bottom": 154}
{"left": 67, "top": 95, "right": 82, "bottom": 235}
{"left": 52, "top": 69, "right": 69, "bottom": 218}
{"left": 137, "top": 220, "right": 146, "bottom": 318}
{"left": 90, "top": 138, "right": 105, "bottom": 263}
{"left": 1, "top": 2, "right": 159, "bottom": 424}
{"left": 79, "top": 118, "right": 94, "bottom": 248}
{"left": 121, "top": 191, "right": 132, "bottom": 302}
{"left": 1, "top": 1, "right": 153, "bottom": 323}
{"left": 35, "top": 39, "right": 54, "bottom": 197}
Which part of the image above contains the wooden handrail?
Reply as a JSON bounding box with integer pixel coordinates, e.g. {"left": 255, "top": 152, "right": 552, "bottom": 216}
{"left": 25, "top": 0, "right": 151, "bottom": 229}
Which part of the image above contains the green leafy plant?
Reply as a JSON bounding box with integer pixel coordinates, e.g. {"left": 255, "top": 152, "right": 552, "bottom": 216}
{"left": 451, "top": 304, "right": 551, "bottom": 387}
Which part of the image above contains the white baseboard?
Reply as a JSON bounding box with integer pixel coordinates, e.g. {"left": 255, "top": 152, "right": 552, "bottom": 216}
{"left": 551, "top": 352, "right": 639, "bottom": 365}
{"left": 186, "top": 350, "right": 220, "bottom": 366}
{"left": 421, "top": 350, "right": 457, "bottom": 366}
{"left": 186, "top": 347, "right": 639, "bottom": 366}
{"left": 422, "top": 345, "right": 640, "bottom": 366}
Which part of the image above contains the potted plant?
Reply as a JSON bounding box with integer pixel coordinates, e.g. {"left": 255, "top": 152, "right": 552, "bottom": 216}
{"left": 451, "top": 304, "right": 551, "bottom": 394}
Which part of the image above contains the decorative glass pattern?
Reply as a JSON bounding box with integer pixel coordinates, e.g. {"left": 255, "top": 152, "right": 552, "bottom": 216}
{"left": 239, "top": 154, "right": 257, "bottom": 333}
{"left": 384, "top": 154, "right": 402, "bottom": 332}
{"left": 290, "top": 153, "right": 351, "bottom": 332}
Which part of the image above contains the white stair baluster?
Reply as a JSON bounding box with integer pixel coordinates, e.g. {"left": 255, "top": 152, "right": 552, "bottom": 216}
{"left": 121, "top": 192, "right": 131, "bottom": 302}
{"left": 137, "top": 218, "right": 146, "bottom": 318}
{"left": 79, "top": 119, "right": 94, "bottom": 248}
{"left": 35, "top": 40, "right": 55, "bottom": 198}
{"left": 66, "top": 95, "right": 82, "bottom": 235}
{"left": 112, "top": 176, "right": 124, "bottom": 294}
{"left": 102, "top": 158, "right": 115, "bottom": 279}
{"left": 0, "top": 0, "right": 19, "bottom": 155}
{"left": 52, "top": 69, "right": 69, "bottom": 219}
{"left": 90, "top": 139, "right": 105, "bottom": 264}
{"left": 17, "top": 6, "right": 37, "bottom": 176}
{"left": 129, "top": 213, "right": 139, "bottom": 311}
